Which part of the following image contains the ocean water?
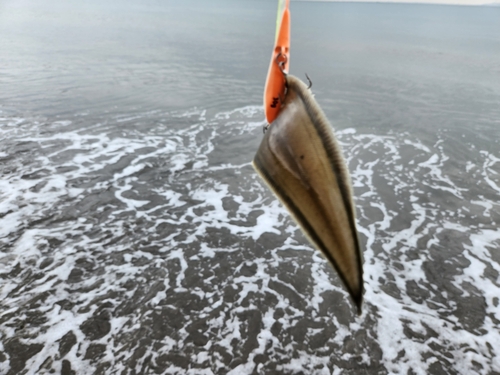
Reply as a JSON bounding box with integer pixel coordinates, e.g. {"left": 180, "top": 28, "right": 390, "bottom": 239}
{"left": 1, "top": 0, "right": 500, "bottom": 374}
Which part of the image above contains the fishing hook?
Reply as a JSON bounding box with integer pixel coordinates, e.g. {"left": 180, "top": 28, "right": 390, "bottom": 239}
{"left": 276, "top": 52, "right": 288, "bottom": 76}
{"left": 305, "top": 73, "right": 312, "bottom": 89}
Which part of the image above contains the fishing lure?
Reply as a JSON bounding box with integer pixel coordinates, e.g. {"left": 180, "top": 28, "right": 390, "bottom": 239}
{"left": 263, "top": 0, "right": 290, "bottom": 124}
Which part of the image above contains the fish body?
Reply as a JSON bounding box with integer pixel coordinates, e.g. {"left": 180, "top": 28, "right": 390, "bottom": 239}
{"left": 253, "top": 75, "right": 364, "bottom": 313}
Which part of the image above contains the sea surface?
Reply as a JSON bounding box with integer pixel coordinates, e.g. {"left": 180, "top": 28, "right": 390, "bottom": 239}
{"left": 1, "top": 0, "right": 500, "bottom": 374}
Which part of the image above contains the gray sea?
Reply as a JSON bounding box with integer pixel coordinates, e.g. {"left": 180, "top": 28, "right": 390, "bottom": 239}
{"left": 1, "top": 0, "right": 500, "bottom": 374}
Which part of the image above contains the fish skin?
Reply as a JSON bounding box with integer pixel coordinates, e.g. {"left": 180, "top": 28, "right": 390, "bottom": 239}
{"left": 253, "top": 75, "right": 364, "bottom": 313}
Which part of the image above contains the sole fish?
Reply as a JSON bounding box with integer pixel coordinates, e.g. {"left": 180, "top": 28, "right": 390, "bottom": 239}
{"left": 253, "top": 74, "right": 364, "bottom": 313}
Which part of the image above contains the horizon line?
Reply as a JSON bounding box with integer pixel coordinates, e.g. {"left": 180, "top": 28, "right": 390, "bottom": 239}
{"left": 292, "top": 0, "right": 500, "bottom": 6}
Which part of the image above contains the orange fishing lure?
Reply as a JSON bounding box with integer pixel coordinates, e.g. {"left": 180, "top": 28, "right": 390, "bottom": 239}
{"left": 263, "top": 0, "right": 290, "bottom": 124}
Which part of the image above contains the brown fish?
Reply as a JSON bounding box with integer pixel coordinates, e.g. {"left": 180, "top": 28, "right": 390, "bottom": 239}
{"left": 253, "top": 74, "right": 364, "bottom": 313}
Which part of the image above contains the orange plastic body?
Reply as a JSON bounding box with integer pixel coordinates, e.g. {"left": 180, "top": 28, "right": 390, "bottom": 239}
{"left": 264, "top": 1, "right": 290, "bottom": 124}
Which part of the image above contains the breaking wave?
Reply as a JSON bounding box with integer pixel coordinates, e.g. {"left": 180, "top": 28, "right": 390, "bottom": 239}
{"left": 0, "top": 105, "right": 499, "bottom": 374}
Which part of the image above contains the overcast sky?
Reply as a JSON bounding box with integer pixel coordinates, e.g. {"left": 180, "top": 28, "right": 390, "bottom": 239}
{"left": 297, "top": 0, "right": 500, "bottom": 5}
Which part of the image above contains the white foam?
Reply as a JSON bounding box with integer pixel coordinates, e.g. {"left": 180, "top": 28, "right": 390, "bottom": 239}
{"left": 1, "top": 107, "right": 499, "bottom": 374}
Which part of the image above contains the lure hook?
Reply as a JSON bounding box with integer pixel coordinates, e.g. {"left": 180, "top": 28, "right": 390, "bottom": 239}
{"left": 276, "top": 52, "right": 288, "bottom": 76}
{"left": 305, "top": 73, "right": 312, "bottom": 89}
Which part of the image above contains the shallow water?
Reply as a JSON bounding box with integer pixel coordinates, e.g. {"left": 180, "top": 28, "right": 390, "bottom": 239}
{"left": 1, "top": 1, "right": 500, "bottom": 374}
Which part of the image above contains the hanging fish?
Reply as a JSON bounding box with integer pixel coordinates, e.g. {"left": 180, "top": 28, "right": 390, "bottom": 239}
{"left": 254, "top": 0, "right": 364, "bottom": 313}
